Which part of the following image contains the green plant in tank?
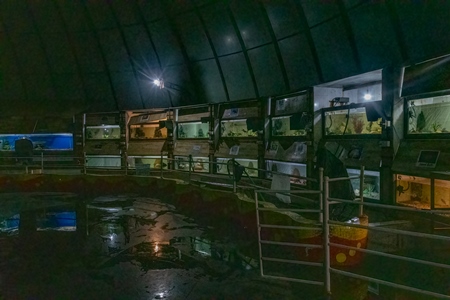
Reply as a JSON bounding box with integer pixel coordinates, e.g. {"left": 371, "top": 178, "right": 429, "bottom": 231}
{"left": 352, "top": 117, "right": 364, "bottom": 134}
{"left": 431, "top": 122, "right": 442, "bottom": 133}
{"left": 416, "top": 111, "right": 426, "bottom": 132}
{"left": 366, "top": 121, "right": 373, "bottom": 132}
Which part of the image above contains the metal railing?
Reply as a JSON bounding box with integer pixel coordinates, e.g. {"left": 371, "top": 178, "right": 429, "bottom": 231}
{"left": 324, "top": 174, "right": 450, "bottom": 299}
{"left": 254, "top": 168, "right": 324, "bottom": 286}
{"left": 1, "top": 153, "right": 450, "bottom": 298}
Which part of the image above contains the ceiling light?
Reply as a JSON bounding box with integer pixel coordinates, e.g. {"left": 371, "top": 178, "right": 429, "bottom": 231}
{"left": 153, "top": 79, "right": 164, "bottom": 89}
{"left": 364, "top": 93, "right": 372, "bottom": 100}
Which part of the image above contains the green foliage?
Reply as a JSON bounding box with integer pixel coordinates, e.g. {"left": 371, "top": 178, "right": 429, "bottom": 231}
{"left": 416, "top": 111, "right": 426, "bottom": 132}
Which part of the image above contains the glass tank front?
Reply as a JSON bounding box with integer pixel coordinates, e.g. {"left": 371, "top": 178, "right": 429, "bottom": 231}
{"left": 347, "top": 169, "right": 380, "bottom": 200}
{"left": 86, "top": 125, "right": 121, "bottom": 140}
{"left": 324, "top": 106, "right": 382, "bottom": 136}
{"left": 85, "top": 155, "right": 121, "bottom": 168}
{"left": 127, "top": 156, "right": 168, "bottom": 169}
{"left": 406, "top": 94, "right": 450, "bottom": 134}
{"left": 177, "top": 122, "right": 209, "bottom": 139}
{"left": 434, "top": 178, "right": 450, "bottom": 209}
{"left": 0, "top": 134, "right": 73, "bottom": 151}
{"left": 215, "top": 158, "right": 258, "bottom": 177}
{"left": 395, "top": 174, "right": 431, "bottom": 209}
{"left": 266, "top": 160, "right": 307, "bottom": 185}
{"left": 221, "top": 119, "right": 257, "bottom": 138}
{"left": 174, "top": 156, "right": 209, "bottom": 172}
{"left": 271, "top": 115, "right": 308, "bottom": 137}
{"left": 130, "top": 124, "right": 167, "bottom": 139}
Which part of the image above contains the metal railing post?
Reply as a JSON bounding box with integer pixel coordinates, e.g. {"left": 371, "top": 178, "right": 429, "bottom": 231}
{"left": 324, "top": 176, "right": 331, "bottom": 296}
{"left": 41, "top": 152, "right": 44, "bottom": 173}
{"left": 83, "top": 152, "right": 86, "bottom": 175}
{"left": 160, "top": 152, "right": 163, "bottom": 179}
{"left": 188, "top": 155, "right": 192, "bottom": 184}
{"left": 255, "top": 190, "right": 263, "bottom": 277}
{"left": 359, "top": 165, "right": 365, "bottom": 216}
{"left": 319, "top": 167, "right": 324, "bottom": 223}
{"left": 232, "top": 158, "right": 237, "bottom": 193}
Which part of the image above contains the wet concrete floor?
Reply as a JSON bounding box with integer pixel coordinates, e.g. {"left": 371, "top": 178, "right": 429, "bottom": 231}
{"left": 0, "top": 192, "right": 325, "bottom": 300}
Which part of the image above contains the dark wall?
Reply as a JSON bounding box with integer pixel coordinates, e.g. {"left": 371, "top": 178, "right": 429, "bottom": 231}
{"left": 1, "top": 0, "right": 450, "bottom": 117}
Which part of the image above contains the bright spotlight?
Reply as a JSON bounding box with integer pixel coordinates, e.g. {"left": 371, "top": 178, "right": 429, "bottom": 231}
{"left": 153, "top": 79, "right": 164, "bottom": 88}
{"left": 363, "top": 93, "right": 372, "bottom": 100}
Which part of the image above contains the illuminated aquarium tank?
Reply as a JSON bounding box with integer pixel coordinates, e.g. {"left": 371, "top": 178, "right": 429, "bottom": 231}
{"left": 86, "top": 125, "right": 121, "bottom": 140}
{"left": 395, "top": 174, "right": 450, "bottom": 210}
{"left": 129, "top": 124, "right": 167, "bottom": 139}
{"left": 406, "top": 94, "right": 450, "bottom": 134}
{"left": 177, "top": 122, "right": 209, "bottom": 139}
{"left": 221, "top": 119, "right": 258, "bottom": 137}
{"left": 0, "top": 133, "right": 73, "bottom": 151}
{"left": 324, "top": 105, "right": 382, "bottom": 136}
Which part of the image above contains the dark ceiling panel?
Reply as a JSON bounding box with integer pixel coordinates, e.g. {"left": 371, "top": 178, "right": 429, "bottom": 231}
{"left": 194, "top": 0, "right": 216, "bottom": 6}
{"left": 85, "top": 1, "right": 116, "bottom": 30}
{"left": 300, "top": 0, "right": 340, "bottom": 27}
{"left": 110, "top": 0, "right": 140, "bottom": 26}
{"left": 193, "top": 59, "right": 227, "bottom": 103}
{"left": 395, "top": 1, "right": 450, "bottom": 62}
{"left": 84, "top": 72, "right": 117, "bottom": 112}
{"left": 111, "top": 71, "right": 142, "bottom": 110}
{"left": 98, "top": 29, "right": 133, "bottom": 72}
{"left": 27, "top": 0, "right": 64, "bottom": 34}
{"left": 342, "top": 0, "right": 365, "bottom": 9}
{"left": 72, "top": 32, "right": 105, "bottom": 73}
{"left": 220, "top": 53, "right": 255, "bottom": 101}
{"left": 0, "top": 75, "right": 25, "bottom": 105}
{"left": 136, "top": 0, "right": 165, "bottom": 23}
{"left": 13, "top": 34, "right": 48, "bottom": 75}
{"left": 22, "top": 72, "right": 55, "bottom": 104}
{"left": 53, "top": 73, "right": 85, "bottom": 106}
{"left": 229, "top": 0, "right": 271, "bottom": 49}
{"left": 56, "top": 0, "right": 91, "bottom": 32}
{"left": 278, "top": 34, "right": 319, "bottom": 91}
{"left": 0, "top": 1, "right": 35, "bottom": 35}
{"left": 42, "top": 33, "right": 77, "bottom": 74}
{"left": 150, "top": 19, "right": 184, "bottom": 67}
{"left": 264, "top": 0, "right": 302, "bottom": 39}
{"left": 0, "top": 37, "right": 17, "bottom": 73}
{"left": 347, "top": 2, "right": 402, "bottom": 72}
{"left": 174, "top": 11, "right": 213, "bottom": 61}
{"left": 123, "top": 25, "right": 161, "bottom": 101}
{"left": 248, "top": 45, "right": 285, "bottom": 97}
{"left": 200, "top": 3, "right": 241, "bottom": 56}
{"left": 311, "top": 17, "right": 359, "bottom": 83}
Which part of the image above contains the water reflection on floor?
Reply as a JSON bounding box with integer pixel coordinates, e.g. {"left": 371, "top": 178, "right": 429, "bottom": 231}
{"left": 0, "top": 192, "right": 313, "bottom": 299}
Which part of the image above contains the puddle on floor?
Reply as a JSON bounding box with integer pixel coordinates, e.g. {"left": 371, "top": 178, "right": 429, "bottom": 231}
{"left": 0, "top": 192, "right": 264, "bottom": 298}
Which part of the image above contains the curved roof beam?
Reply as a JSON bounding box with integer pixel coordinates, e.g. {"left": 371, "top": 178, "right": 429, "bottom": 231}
{"left": 0, "top": 12, "right": 29, "bottom": 106}
{"left": 292, "top": 1, "right": 323, "bottom": 82}
{"left": 24, "top": 0, "right": 59, "bottom": 108}
{"left": 53, "top": 0, "right": 89, "bottom": 110}
{"left": 194, "top": 3, "right": 231, "bottom": 102}
{"left": 81, "top": 1, "right": 119, "bottom": 111}
{"left": 227, "top": 5, "right": 260, "bottom": 99}
{"left": 107, "top": 2, "right": 146, "bottom": 110}
{"left": 258, "top": 2, "right": 290, "bottom": 91}
{"left": 130, "top": 1, "right": 172, "bottom": 108}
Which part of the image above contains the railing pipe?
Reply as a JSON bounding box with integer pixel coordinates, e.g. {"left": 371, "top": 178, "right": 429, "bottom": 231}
{"left": 188, "top": 155, "right": 192, "bottom": 184}
{"left": 359, "top": 165, "right": 364, "bottom": 216}
{"left": 323, "top": 175, "right": 331, "bottom": 296}
{"left": 232, "top": 158, "right": 237, "bottom": 193}
{"left": 41, "top": 152, "right": 44, "bottom": 173}
{"left": 160, "top": 152, "right": 163, "bottom": 179}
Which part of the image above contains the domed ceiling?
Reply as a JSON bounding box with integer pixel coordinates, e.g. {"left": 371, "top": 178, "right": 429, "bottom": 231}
{"left": 1, "top": 0, "right": 450, "bottom": 117}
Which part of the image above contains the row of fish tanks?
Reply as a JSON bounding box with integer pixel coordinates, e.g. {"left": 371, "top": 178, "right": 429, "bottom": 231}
{"left": 1, "top": 61, "right": 448, "bottom": 213}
